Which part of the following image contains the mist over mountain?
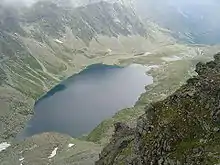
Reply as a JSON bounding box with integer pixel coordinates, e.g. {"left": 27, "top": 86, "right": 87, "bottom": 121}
{"left": 134, "top": 0, "right": 220, "bottom": 44}
{"left": 1, "top": 0, "right": 37, "bottom": 6}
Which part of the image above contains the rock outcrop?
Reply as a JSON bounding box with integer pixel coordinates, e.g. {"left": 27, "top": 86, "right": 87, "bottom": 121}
{"left": 96, "top": 53, "right": 220, "bottom": 165}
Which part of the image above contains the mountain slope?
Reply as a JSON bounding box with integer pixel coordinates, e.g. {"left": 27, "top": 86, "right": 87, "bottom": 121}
{"left": 96, "top": 53, "right": 220, "bottom": 165}
{"left": 0, "top": 0, "right": 201, "bottom": 143}
{"left": 0, "top": 1, "right": 151, "bottom": 142}
{"left": 1, "top": 0, "right": 219, "bottom": 164}
{"left": 0, "top": 133, "right": 102, "bottom": 165}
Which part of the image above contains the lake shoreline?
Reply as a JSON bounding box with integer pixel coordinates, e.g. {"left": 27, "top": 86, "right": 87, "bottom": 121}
{"left": 19, "top": 63, "right": 153, "bottom": 139}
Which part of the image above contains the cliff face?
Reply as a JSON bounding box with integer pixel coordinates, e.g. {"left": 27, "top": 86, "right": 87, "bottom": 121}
{"left": 97, "top": 53, "right": 220, "bottom": 165}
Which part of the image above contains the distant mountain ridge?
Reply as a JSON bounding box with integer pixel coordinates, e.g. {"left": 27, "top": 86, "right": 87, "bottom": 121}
{"left": 24, "top": 1, "right": 146, "bottom": 44}
{"left": 133, "top": 0, "right": 220, "bottom": 44}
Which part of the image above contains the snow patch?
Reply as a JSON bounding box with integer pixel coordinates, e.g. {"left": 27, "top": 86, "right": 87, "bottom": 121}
{"left": 129, "top": 64, "right": 159, "bottom": 73}
{"left": 113, "top": 18, "right": 121, "bottom": 23}
{"left": 129, "top": 64, "right": 144, "bottom": 68}
{"left": 48, "top": 147, "right": 58, "bottom": 159}
{"left": 68, "top": 143, "right": 75, "bottom": 148}
{"left": 0, "top": 142, "right": 11, "bottom": 152}
{"left": 54, "top": 39, "right": 63, "bottom": 44}
{"left": 106, "top": 49, "right": 112, "bottom": 53}
{"left": 19, "top": 157, "right": 24, "bottom": 165}
{"left": 161, "top": 56, "right": 182, "bottom": 62}
{"left": 144, "top": 52, "right": 152, "bottom": 56}
{"left": 19, "top": 157, "right": 24, "bottom": 161}
{"left": 127, "top": 24, "right": 133, "bottom": 32}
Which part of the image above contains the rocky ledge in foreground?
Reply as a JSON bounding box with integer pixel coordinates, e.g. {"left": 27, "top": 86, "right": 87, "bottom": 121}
{"left": 97, "top": 53, "right": 220, "bottom": 165}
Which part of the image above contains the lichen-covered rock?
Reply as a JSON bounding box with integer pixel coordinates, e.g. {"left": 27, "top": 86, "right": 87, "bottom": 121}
{"left": 96, "top": 53, "right": 220, "bottom": 165}
{"left": 97, "top": 122, "right": 135, "bottom": 165}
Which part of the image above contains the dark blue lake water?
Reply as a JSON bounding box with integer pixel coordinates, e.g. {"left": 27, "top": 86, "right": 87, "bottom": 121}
{"left": 20, "top": 64, "right": 153, "bottom": 138}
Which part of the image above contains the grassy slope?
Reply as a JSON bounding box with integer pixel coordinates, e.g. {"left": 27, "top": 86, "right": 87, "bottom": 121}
{"left": 86, "top": 44, "right": 218, "bottom": 145}
{"left": 102, "top": 54, "right": 220, "bottom": 165}
{"left": 86, "top": 22, "right": 220, "bottom": 145}
{"left": 0, "top": 133, "right": 102, "bottom": 165}
{"left": 0, "top": 1, "right": 148, "bottom": 142}
{"left": 0, "top": 11, "right": 192, "bottom": 142}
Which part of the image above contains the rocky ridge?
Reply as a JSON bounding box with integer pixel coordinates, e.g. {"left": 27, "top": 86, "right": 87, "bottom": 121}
{"left": 96, "top": 53, "right": 220, "bottom": 165}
